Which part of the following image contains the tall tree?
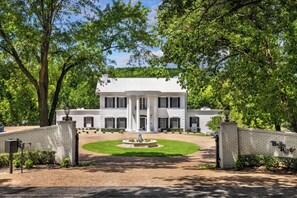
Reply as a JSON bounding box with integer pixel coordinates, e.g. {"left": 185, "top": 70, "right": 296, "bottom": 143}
{"left": 0, "top": 0, "right": 156, "bottom": 126}
{"left": 158, "top": 0, "right": 297, "bottom": 131}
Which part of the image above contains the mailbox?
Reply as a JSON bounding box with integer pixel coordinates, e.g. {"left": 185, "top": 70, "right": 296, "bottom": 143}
{"left": 5, "top": 139, "right": 19, "bottom": 153}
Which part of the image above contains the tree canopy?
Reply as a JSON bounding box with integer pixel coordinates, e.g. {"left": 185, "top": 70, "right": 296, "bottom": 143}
{"left": 0, "top": 0, "right": 157, "bottom": 126}
{"left": 158, "top": 0, "right": 297, "bottom": 131}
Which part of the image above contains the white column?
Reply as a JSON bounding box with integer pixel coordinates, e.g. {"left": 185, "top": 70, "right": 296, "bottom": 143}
{"left": 128, "top": 96, "right": 132, "bottom": 131}
{"left": 136, "top": 96, "right": 140, "bottom": 132}
{"left": 146, "top": 96, "right": 151, "bottom": 132}
{"left": 126, "top": 96, "right": 130, "bottom": 131}
{"left": 154, "top": 96, "right": 158, "bottom": 131}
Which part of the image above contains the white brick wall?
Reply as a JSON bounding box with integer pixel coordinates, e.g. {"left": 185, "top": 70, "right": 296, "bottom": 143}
{"left": 0, "top": 121, "right": 77, "bottom": 165}
{"left": 219, "top": 122, "right": 297, "bottom": 169}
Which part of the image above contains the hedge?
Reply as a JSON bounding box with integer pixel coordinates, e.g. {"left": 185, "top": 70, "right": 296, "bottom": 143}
{"left": 101, "top": 128, "right": 125, "bottom": 133}
{"left": 235, "top": 154, "right": 297, "bottom": 171}
{"left": 0, "top": 151, "right": 56, "bottom": 168}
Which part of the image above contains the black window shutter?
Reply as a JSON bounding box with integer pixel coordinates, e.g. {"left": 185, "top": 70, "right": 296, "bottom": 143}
{"left": 113, "top": 118, "right": 115, "bottom": 128}
{"left": 170, "top": 97, "right": 172, "bottom": 108}
{"left": 170, "top": 118, "right": 172, "bottom": 128}
{"left": 158, "top": 118, "right": 160, "bottom": 128}
{"left": 91, "top": 117, "right": 94, "bottom": 127}
{"left": 113, "top": 97, "right": 115, "bottom": 108}
{"left": 84, "top": 117, "right": 86, "bottom": 127}
{"left": 117, "top": 97, "right": 119, "bottom": 108}
{"left": 190, "top": 117, "right": 192, "bottom": 127}
{"left": 166, "top": 118, "right": 169, "bottom": 129}
{"left": 105, "top": 97, "right": 107, "bottom": 108}
{"left": 158, "top": 97, "right": 161, "bottom": 108}
{"left": 117, "top": 118, "right": 119, "bottom": 128}
{"left": 166, "top": 98, "right": 168, "bottom": 108}
{"left": 178, "top": 118, "right": 180, "bottom": 128}
{"left": 178, "top": 97, "right": 180, "bottom": 108}
{"left": 124, "top": 97, "right": 127, "bottom": 108}
{"left": 105, "top": 118, "right": 107, "bottom": 128}
{"left": 197, "top": 117, "right": 200, "bottom": 127}
{"left": 124, "top": 118, "right": 127, "bottom": 128}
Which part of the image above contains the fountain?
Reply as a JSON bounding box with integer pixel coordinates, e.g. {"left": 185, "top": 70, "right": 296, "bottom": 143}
{"left": 122, "top": 133, "right": 158, "bottom": 148}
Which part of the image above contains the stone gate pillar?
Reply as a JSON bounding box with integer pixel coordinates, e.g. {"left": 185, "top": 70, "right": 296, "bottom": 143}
{"left": 219, "top": 122, "right": 238, "bottom": 169}
{"left": 57, "top": 121, "right": 77, "bottom": 166}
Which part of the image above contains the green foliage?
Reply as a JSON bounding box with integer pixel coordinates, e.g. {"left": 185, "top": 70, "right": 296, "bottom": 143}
{"left": 235, "top": 154, "right": 297, "bottom": 171}
{"left": 24, "top": 159, "right": 33, "bottom": 169}
{"left": 13, "top": 159, "right": 21, "bottom": 168}
{"left": 207, "top": 116, "right": 223, "bottom": 132}
{"left": 61, "top": 157, "right": 70, "bottom": 168}
{"left": 158, "top": 0, "right": 297, "bottom": 132}
{"left": 0, "top": 0, "right": 157, "bottom": 126}
{"left": 166, "top": 128, "right": 183, "bottom": 132}
{"left": 82, "top": 139, "right": 200, "bottom": 157}
{"left": 0, "top": 151, "right": 55, "bottom": 168}
{"left": 199, "top": 164, "right": 216, "bottom": 169}
{"left": 101, "top": 128, "right": 125, "bottom": 133}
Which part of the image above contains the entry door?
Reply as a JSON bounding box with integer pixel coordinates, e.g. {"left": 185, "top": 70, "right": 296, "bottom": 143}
{"left": 140, "top": 117, "right": 146, "bottom": 130}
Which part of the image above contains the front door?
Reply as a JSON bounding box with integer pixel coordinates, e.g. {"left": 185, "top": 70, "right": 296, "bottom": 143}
{"left": 140, "top": 117, "right": 146, "bottom": 131}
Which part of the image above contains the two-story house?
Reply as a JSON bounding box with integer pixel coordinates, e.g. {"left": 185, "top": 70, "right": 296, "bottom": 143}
{"left": 56, "top": 75, "right": 221, "bottom": 134}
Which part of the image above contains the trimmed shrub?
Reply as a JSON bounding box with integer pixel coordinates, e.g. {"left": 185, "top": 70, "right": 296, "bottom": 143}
{"left": 235, "top": 154, "right": 297, "bottom": 171}
{"left": 101, "top": 128, "right": 125, "bottom": 133}
{"left": 0, "top": 151, "right": 55, "bottom": 168}
{"left": 25, "top": 159, "right": 34, "bottom": 169}
{"left": 61, "top": 157, "right": 70, "bottom": 168}
{"left": 13, "top": 159, "right": 21, "bottom": 168}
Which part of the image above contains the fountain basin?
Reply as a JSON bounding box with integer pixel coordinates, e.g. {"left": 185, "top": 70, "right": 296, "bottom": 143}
{"left": 122, "top": 140, "right": 158, "bottom": 148}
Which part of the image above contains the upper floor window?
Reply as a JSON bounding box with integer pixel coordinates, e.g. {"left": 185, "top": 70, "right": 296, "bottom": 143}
{"left": 170, "top": 97, "right": 180, "bottom": 108}
{"left": 105, "top": 97, "right": 115, "bottom": 108}
{"left": 140, "top": 97, "right": 147, "bottom": 109}
{"left": 117, "top": 97, "right": 127, "bottom": 108}
{"left": 158, "top": 97, "right": 168, "bottom": 108}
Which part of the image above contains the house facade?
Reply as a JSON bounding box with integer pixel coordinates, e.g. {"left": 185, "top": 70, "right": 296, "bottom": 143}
{"left": 56, "top": 76, "right": 221, "bottom": 134}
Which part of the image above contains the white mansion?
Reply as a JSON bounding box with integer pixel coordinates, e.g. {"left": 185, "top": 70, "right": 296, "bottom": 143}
{"left": 56, "top": 76, "right": 221, "bottom": 134}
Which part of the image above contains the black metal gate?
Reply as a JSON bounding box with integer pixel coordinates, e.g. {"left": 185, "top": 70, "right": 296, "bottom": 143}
{"left": 215, "top": 134, "right": 220, "bottom": 168}
{"left": 75, "top": 132, "right": 79, "bottom": 165}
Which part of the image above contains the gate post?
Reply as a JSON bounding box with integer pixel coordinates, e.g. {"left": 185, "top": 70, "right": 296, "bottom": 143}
{"left": 57, "top": 121, "right": 76, "bottom": 166}
{"left": 219, "top": 122, "right": 238, "bottom": 169}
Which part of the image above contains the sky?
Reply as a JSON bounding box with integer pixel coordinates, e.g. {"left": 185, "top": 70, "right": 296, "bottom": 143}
{"left": 103, "top": 0, "right": 162, "bottom": 68}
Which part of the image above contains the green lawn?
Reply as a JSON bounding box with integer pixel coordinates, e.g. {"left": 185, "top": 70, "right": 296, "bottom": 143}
{"left": 82, "top": 139, "right": 200, "bottom": 157}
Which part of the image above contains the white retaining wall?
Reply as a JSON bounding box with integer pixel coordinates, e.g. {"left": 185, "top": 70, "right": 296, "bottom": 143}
{"left": 219, "top": 122, "right": 297, "bottom": 169}
{"left": 0, "top": 121, "right": 77, "bottom": 165}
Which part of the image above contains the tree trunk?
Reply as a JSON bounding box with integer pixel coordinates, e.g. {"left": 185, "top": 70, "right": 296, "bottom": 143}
{"left": 275, "top": 123, "right": 281, "bottom": 131}
{"left": 48, "top": 71, "right": 65, "bottom": 125}
{"left": 291, "top": 122, "right": 297, "bottom": 133}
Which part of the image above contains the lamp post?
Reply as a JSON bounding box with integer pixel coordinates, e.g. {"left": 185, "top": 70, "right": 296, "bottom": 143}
{"left": 64, "top": 105, "right": 70, "bottom": 121}
{"left": 223, "top": 107, "right": 230, "bottom": 122}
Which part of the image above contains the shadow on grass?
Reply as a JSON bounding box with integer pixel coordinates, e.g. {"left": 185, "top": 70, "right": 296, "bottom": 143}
{"left": 111, "top": 152, "right": 183, "bottom": 157}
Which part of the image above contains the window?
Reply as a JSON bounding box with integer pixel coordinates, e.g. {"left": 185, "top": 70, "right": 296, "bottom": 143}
{"left": 105, "top": 97, "right": 115, "bottom": 108}
{"left": 170, "top": 117, "right": 180, "bottom": 128}
{"left": 158, "top": 97, "right": 168, "bottom": 108}
{"left": 170, "top": 97, "right": 180, "bottom": 108}
{"left": 117, "top": 97, "right": 127, "bottom": 108}
{"left": 117, "top": 118, "right": 127, "bottom": 128}
{"left": 105, "top": 118, "right": 115, "bottom": 128}
{"left": 140, "top": 98, "right": 147, "bottom": 109}
{"left": 190, "top": 117, "right": 200, "bottom": 127}
{"left": 84, "top": 117, "right": 94, "bottom": 128}
{"left": 158, "top": 118, "right": 168, "bottom": 129}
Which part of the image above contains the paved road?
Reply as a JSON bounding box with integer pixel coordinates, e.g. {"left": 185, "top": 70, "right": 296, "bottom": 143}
{"left": 1, "top": 186, "right": 297, "bottom": 197}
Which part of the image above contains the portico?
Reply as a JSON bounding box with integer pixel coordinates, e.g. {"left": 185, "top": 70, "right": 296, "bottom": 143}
{"left": 125, "top": 91, "right": 160, "bottom": 132}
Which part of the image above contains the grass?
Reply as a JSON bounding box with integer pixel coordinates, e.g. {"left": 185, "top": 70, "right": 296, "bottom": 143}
{"left": 198, "top": 164, "right": 216, "bottom": 169}
{"left": 82, "top": 139, "right": 200, "bottom": 157}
